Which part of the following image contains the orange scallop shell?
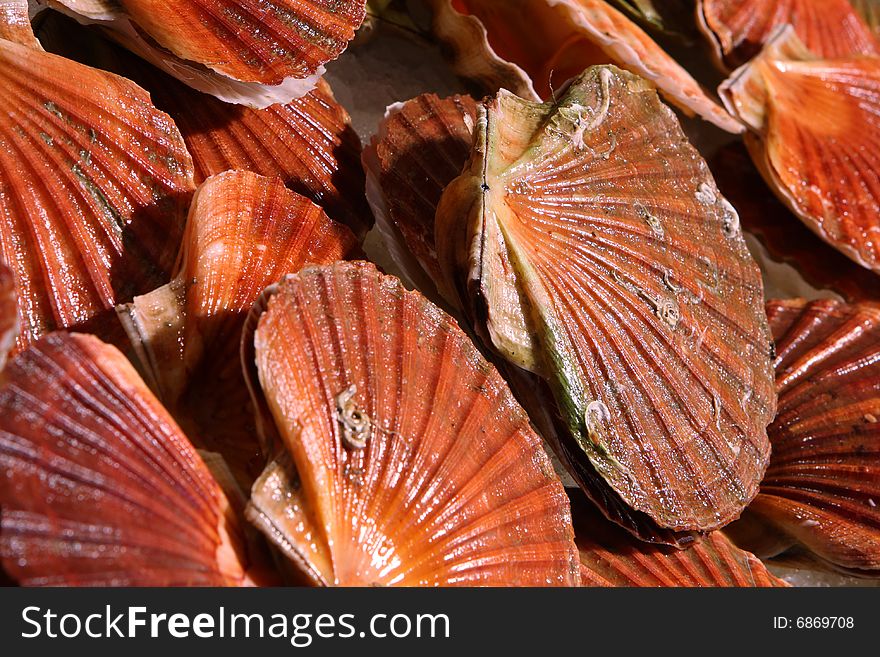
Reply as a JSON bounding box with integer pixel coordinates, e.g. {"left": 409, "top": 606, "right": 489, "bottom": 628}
{"left": 0, "top": 36, "right": 195, "bottom": 352}
{"left": 572, "top": 493, "right": 786, "bottom": 586}
{"left": 729, "top": 299, "right": 880, "bottom": 575}
{"left": 720, "top": 27, "right": 880, "bottom": 275}
{"left": 436, "top": 67, "right": 775, "bottom": 534}
{"left": 119, "top": 171, "right": 358, "bottom": 489}
{"left": 34, "top": 12, "right": 371, "bottom": 238}
{"left": 0, "top": 332, "right": 260, "bottom": 586}
{"left": 50, "top": 0, "right": 367, "bottom": 86}
{"left": 247, "top": 260, "right": 580, "bottom": 586}
{"left": 428, "top": 0, "right": 743, "bottom": 133}
{"left": 698, "top": 0, "right": 880, "bottom": 70}
{"left": 711, "top": 142, "right": 880, "bottom": 304}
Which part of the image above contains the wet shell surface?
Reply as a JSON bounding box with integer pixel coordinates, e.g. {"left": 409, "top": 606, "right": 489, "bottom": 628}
{"left": 49, "top": 0, "right": 367, "bottom": 85}
{"left": 698, "top": 0, "right": 880, "bottom": 70}
{"left": 571, "top": 493, "right": 786, "bottom": 586}
{"left": 35, "top": 12, "right": 372, "bottom": 238}
{"left": 720, "top": 27, "right": 880, "bottom": 275}
{"left": 247, "top": 260, "right": 580, "bottom": 586}
{"left": 0, "top": 0, "right": 38, "bottom": 46}
{"left": 729, "top": 299, "right": 880, "bottom": 574}
{"left": 0, "top": 332, "right": 255, "bottom": 586}
{"left": 428, "top": 0, "right": 743, "bottom": 133}
{"left": 711, "top": 143, "right": 880, "bottom": 304}
{"left": 119, "top": 170, "right": 358, "bottom": 489}
{"left": 0, "top": 35, "right": 194, "bottom": 352}
{"left": 436, "top": 67, "right": 776, "bottom": 534}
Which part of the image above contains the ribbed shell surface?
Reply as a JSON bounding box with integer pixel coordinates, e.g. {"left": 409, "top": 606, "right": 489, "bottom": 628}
{"left": 572, "top": 494, "right": 786, "bottom": 586}
{"left": 0, "top": 39, "right": 194, "bottom": 351}
{"left": 748, "top": 299, "right": 880, "bottom": 572}
{"left": 699, "top": 0, "right": 880, "bottom": 69}
{"left": 0, "top": 333, "right": 246, "bottom": 586}
{"left": 252, "top": 261, "right": 580, "bottom": 586}
{"left": 721, "top": 31, "right": 880, "bottom": 274}
{"left": 439, "top": 67, "right": 775, "bottom": 533}
{"left": 53, "top": 0, "right": 367, "bottom": 84}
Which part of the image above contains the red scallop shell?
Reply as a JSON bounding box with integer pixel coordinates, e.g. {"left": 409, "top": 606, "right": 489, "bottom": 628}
{"left": 35, "top": 12, "right": 371, "bottom": 238}
{"left": 51, "top": 0, "right": 367, "bottom": 85}
{"left": 248, "top": 260, "right": 580, "bottom": 586}
{"left": 730, "top": 299, "right": 880, "bottom": 574}
{"left": 0, "top": 37, "right": 195, "bottom": 352}
{"left": 698, "top": 0, "right": 880, "bottom": 70}
{"left": 720, "top": 28, "right": 880, "bottom": 275}
{"left": 572, "top": 493, "right": 786, "bottom": 586}
{"left": 436, "top": 67, "right": 775, "bottom": 534}
{"left": 119, "top": 171, "right": 358, "bottom": 489}
{"left": 0, "top": 332, "right": 260, "bottom": 586}
{"left": 711, "top": 142, "right": 880, "bottom": 304}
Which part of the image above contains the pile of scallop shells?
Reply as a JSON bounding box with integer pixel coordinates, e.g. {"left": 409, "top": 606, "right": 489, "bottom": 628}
{"left": 0, "top": 0, "right": 877, "bottom": 587}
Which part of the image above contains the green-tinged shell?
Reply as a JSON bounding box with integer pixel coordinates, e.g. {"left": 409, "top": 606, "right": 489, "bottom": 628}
{"left": 436, "top": 66, "right": 775, "bottom": 536}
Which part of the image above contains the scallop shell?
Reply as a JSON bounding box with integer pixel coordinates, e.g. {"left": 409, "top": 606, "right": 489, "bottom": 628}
{"left": 571, "top": 493, "right": 786, "bottom": 586}
{"left": 35, "top": 12, "right": 371, "bottom": 238}
{"left": 426, "top": 0, "right": 743, "bottom": 133}
{"left": 0, "top": 332, "right": 263, "bottom": 586}
{"left": 0, "top": 262, "right": 15, "bottom": 369}
{"left": 436, "top": 67, "right": 775, "bottom": 534}
{"left": 729, "top": 299, "right": 880, "bottom": 574}
{"left": 363, "top": 94, "right": 477, "bottom": 301}
{"left": 119, "top": 171, "right": 358, "bottom": 489}
{"left": 0, "top": 36, "right": 194, "bottom": 352}
{"left": 720, "top": 27, "right": 880, "bottom": 275}
{"left": 0, "top": 0, "right": 39, "bottom": 46}
{"left": 711, "top": 143, "right": 880, "bottom": 304}
{"left": 698, "top": 0, "right": 880, "bottom": 70}
{"left": 246, "top": 260, "right": 580, "bottom": 586}
{"left": 46, "top": 0, "right": 367, "bottom": 105}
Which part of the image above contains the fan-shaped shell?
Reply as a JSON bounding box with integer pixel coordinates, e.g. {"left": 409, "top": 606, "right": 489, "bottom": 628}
{"left": 0, "top": 262, "right": 14, "bottom": 369}
{"left": 119, "top": 171, "right": 358, "bottom": 489}
{"left": 437, "top": 67, "right": 775, "bottom": 534}
{"left": 427, "top": 0, "right": 743, "bottom": 133}
{"left": 166, "top": 79, "right": 370, "bottom": 239}
{"left": 698, "top": 0, "right": 880, "bottom": 70}
{"left": 730, "top": 299, "right": 880, "bottom": 574}
{"left": 50, "top": 0, "right": 366, "bottom": 85}
{"left": 0, "top": 332, "right": 264, "bottom": 586}
{"left": 720, "top": 27, "right": 880, "bottom": 275}
{"left": 0, "top": 37, "right": 194, "bottom": 352}
{"left": 363, "top": 94, "right": 477, "bottom": 300}
{"left": 35, "top": 12, "right": 371, "bottom": 238}
{"left": 711, "top": 143, "right": 880, "bottom": 304}
{"left": 571, "top": 493, "right": 786, "bottom": 586}
{"left": 247, "top": 260, "right": 580, "bottom": 586}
